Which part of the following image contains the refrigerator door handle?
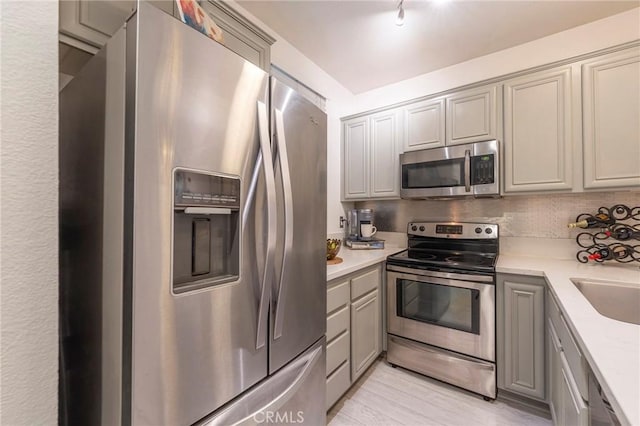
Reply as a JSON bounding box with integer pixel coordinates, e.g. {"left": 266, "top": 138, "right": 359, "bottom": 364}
{"left": 272, "top": 108, "right": 294, "bottom": 340}
{"left": 256, "top": 100, "right": 277, "bottom": 350}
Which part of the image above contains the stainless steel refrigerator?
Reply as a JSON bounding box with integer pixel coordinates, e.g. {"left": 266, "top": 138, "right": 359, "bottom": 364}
{"left": 59, "top": 3, "right": 327, "bottom": 425}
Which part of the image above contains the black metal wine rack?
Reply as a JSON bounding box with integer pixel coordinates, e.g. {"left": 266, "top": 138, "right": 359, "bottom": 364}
{"left": 574, "top": 204, "right": 640, "bottom": 264}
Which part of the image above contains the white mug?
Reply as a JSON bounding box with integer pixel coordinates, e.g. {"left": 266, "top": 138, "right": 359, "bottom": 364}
{"left": 361, "top": 224, "right": 377, "bottom": 238}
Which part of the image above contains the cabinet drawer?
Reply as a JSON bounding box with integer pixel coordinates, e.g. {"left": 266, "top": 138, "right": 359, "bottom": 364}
{"left": 327, "top": 280, "right": 349, "bottom": 314}
{"left": 351, "top": 267, "right": 380, "bottom": 301}
{"left": 560, "top": 351, "right": 589, "bottom": 426}
{"left": 327, "top": 305, "right": 349, "bottom": 343}
{"left": 326, "top": 360, "right": 350, "bottom": 410}
{"left": 326, "top": 331, "right": 350, "bottom": 376}
{"left": 549, "top": 292, "right": 588, "bottom": 401}
{"left": 548, "top": 290, "right": 563, "bottom": 333}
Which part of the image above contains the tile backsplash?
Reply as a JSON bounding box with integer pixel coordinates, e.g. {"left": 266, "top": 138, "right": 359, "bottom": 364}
{"left": 355, "top": 191, "right": 640, "bottom": 239}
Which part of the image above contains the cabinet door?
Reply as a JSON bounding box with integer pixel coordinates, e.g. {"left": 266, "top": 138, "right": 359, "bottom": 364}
{"left": 403, "top": 98, "right": 445, "bottom": 151}
{"left": 351, "top": 291, "right": 380, "bottom": 380}
{"left": 370, "top": 110, "right": 400, "bottom": 198}
{"left": 200, "top": 1, "right": 275, "bottom": 71}
{"left": 498, "top": 275, "right": 545, "bottom": 400}
{"left": 582, "top": 47, "right": 640, "bottom": 189}
{"left": 503, "top": 67, "right": 574, "bottom": 193}
{"left": 59, "top": 0, "right": 135, "bottom": 53}
{"left": 343, "top": 118, "right": 369, "bottom": 199}
{"left": 548, "top": 318, "right": 563, "bottom": 424}
{"left": 446, "top": 85, "right": 498, "bottom": 145}
{"left": 559, "top": 352, "right": 589, "bottom": 426}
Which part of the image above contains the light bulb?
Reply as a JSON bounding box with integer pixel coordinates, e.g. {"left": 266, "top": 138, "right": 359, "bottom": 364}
{"left": 396, "top": 5, "right": 405, "bottom": 26}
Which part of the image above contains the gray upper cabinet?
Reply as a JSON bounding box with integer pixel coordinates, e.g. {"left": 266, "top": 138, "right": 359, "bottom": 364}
{"left": 60, "top": 1, "right": 274, "bottom": 71}
{"left": 503, "top": 66, "right": 575, "bottom": 193}
{"left": 497, "top": 274, "right": 546, "bottom": 401}
{"left": 342, "top": 111, "right": 401, "bottom": 200}
{"left": 59, "top": 0, "right": 135, "bottom": 53}
{"left": 402, "top": 98, "right": 445, "bottom": 151}
{"left": 370, "top": 110, "right": 401, "bottom": 198}
{"left": 200, "top": 1, "right": 275, "bottom": 71}
{"left": 343, "top": 117, "right": 369, "bottom": 200}
{"left": 446, "top": 85, "right": 499, "bottom": 146}
{"left": 582, "top": 46, "right": 640, "bottom": 189}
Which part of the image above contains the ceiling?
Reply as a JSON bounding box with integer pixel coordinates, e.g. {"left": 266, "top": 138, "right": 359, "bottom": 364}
{"left": 237, "top": 0, "right": 639, "bottom": 94}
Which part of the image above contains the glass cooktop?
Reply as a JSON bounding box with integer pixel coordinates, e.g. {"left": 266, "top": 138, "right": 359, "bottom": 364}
{"left": 387, "top": 248, "right": 497, "bottom": 272}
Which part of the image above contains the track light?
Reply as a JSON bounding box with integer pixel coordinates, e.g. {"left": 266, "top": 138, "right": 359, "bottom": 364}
{"left": 396, "top": 0, "right": 405, "bottom": 26}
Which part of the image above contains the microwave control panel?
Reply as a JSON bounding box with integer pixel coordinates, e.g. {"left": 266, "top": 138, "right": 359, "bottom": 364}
{"left": 470, "top": 154, "right": 495, "bottom": 185}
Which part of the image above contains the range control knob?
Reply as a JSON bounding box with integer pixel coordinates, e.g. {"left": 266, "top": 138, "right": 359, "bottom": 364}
{"left": 411, "top": 225, "right": 418, "bottom": 231}
{"left": 485, "top": 228, "right": 493, "bottom": 234}
{"left": 475, "top": 227, "right": 482, "bottom": 234}
{"left": 419, "top": 226, "right": 425, "bottom": 232}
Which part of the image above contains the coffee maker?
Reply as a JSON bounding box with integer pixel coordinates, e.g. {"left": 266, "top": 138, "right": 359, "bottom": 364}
{"left": 346, "top": 208, "right": 384, "bottom": 249}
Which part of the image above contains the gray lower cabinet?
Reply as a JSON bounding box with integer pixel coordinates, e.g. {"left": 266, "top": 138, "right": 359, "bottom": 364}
{"left": 497, "top": 274, "right": 546, "bottom": 401}
{"left": 581, "top": 46, "right": 640, "bottom": 189}
{"left": 326, "top": 264, "right": 382, "bottom": 410}
{"left": 547, "top": 288, "right": 589, "bottom": 426}
{"left": 351, "top": 290, "right": 380, "bottom": 380}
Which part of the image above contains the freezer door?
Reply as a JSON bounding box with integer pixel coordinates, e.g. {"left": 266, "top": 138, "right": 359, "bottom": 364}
{"left": 269, "top": 79, "right": 328, "bottom": 373}
{"left": 130, "top": 4, "right": 270, "bottom": 425}
{"left": 198, "top": 337, "right": 327, "bottom": 426}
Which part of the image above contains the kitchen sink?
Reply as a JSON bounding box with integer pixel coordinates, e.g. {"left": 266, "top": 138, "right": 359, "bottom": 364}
{"left": 570, "top": 278, "right": 640, "bottom": 325}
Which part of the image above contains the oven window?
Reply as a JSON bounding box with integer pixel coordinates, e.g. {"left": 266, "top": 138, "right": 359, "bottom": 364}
{"left": 402, "top": 158, "right": 465, "bottom": 189}
{"left": 396, "top": 279, "right": 480, "bottom": 334}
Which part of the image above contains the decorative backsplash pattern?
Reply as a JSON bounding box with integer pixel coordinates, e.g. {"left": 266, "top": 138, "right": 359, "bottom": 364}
{"left": 355, "top": 192, "right": 640, "bottom": 239}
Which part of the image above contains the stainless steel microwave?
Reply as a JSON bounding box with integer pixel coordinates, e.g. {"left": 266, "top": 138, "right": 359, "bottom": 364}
{"left": 400, "top": 140, "right": 500, "bottom": 199}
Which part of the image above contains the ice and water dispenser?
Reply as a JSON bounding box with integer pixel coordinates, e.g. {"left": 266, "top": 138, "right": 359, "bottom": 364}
{"left": 173, "top": 170, "right": 240, "bottom": 293}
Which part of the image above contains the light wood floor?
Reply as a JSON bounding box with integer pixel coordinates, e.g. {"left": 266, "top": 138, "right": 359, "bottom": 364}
{"left": 328, "top": 360, "right": 552, "bottom": 426}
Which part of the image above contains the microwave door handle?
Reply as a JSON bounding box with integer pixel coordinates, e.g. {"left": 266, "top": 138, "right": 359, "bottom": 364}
{"left": 272, "top": 108, "right": 293, "bottom": 340}
{"left": 464, "top": 149, "right": 471, "bottom": 192}
{"left": 255, "top": 100, "right": 277, "bottom": 350}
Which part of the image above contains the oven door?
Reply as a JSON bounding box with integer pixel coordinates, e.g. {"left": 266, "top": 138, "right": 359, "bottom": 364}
{"left": 387, "top": 269, "right": 495, "bottom": 362}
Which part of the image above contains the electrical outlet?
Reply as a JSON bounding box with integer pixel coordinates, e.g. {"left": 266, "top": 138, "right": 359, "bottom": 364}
{"left": 339, "top": 216, "right": 346, "bottom": 229}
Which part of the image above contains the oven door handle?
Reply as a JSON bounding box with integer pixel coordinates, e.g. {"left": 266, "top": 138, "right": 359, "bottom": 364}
{"left": 387, "top": 269, "right": 493, "bottom": 291}
{"left": 464, "top": 149, "right": 471, "bottom": 192}
{"left": 386, "top": 263, "right": 494, "bottom": 283}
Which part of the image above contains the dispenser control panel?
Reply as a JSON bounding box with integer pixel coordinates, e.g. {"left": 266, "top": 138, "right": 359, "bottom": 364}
{"left": 174, "top": 170, "right": 240, "bottom": 209}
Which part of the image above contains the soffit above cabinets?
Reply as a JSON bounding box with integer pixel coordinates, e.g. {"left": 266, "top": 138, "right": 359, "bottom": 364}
{"left": 237, "top": 1, "right": 639, "bottom": 94}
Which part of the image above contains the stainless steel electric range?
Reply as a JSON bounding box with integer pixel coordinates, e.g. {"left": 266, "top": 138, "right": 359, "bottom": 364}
{"left": 386, "top": 221, "right": 499, "bottom": 400}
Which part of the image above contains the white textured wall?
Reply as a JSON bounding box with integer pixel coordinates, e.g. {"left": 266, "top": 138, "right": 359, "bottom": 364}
{"left": 350, "top": 7, "right": 640, "bottom": 113}
{"left": 0, "top": 1, "right": 59, "bottom": 424}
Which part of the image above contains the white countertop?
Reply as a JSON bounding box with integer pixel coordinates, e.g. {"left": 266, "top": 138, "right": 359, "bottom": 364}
{"left": 498, "top": 255, "right": 640, "bottom": 426}
{"left": 326, "top": 245, "right": 405, "bottom": 282}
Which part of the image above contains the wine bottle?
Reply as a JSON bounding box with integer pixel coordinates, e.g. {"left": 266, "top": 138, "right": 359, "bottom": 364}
{"left": 605, "top": 227, "right": 640, "bottom": 241}
{"left": 568, "top": 213, "right": 615, "bottom": 229}
{"left": 587, "top": 247, "right": 612, "bottom": 261}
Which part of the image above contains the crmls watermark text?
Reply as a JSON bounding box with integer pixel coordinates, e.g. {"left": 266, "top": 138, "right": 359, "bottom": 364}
{"left": 253, "top": 410, "right": 304, "bottom": 424}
